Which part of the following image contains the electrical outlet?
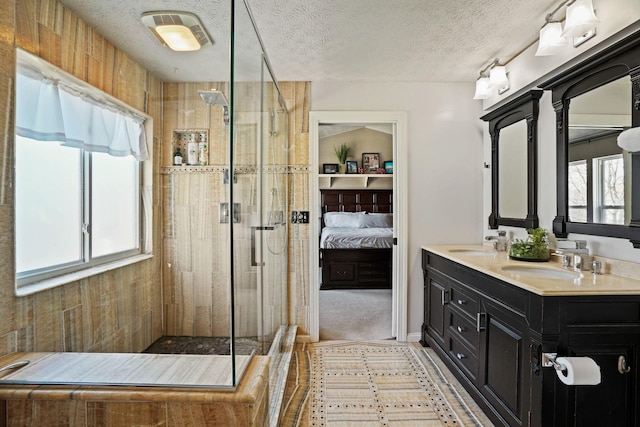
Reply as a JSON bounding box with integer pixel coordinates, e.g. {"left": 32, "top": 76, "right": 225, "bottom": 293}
{"left": 291, "top": 211, "right": 310, "bottom": 224}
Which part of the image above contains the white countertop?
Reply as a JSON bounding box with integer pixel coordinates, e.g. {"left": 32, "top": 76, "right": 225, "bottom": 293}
{"left": 422, "top": 245, "right": 640, "bottom": 296}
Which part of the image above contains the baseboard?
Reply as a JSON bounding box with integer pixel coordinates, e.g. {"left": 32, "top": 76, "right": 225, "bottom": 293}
{"left": 296, "top": 333, "right": 421, "bottom": 343}
{"left": 405, "top": 332, "right": 422, "bottom": 342}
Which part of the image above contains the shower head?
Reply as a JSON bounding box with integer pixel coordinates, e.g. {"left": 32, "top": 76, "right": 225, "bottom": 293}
{"left": 199, "top": 89, "right": 230, "bottom": 125}
{"left": 198, "top": 89, "right": 229, "bottom": 106}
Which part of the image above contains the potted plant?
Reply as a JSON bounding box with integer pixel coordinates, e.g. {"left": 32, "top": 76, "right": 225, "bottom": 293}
{"left": 333, "top": 143, "right": 351, "bottom": 173}
{"left": 509, "top": 227, "right": 550, "bottom": 261}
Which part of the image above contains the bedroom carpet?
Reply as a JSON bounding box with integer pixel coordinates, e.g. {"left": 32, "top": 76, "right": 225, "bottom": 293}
{"left": 319, "top": 289, "right": 393, "bottom": 340}
{"left": 278, "top": 341, "right": 493, "bottom": 427}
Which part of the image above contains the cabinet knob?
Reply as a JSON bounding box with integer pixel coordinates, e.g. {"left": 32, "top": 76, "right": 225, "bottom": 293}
{"left": 457, "top": 299, "right": 466, "bottom": 305}
{"left": 457, "top": 326, "right": 465, "bottom": 333}
{"left": 456, "top": 353, "right": 466, "bottom": 360}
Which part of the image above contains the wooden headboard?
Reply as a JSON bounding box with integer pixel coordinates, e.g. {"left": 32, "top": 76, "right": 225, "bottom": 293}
{"left": 321, "top": 189, "right": 393, "bottom": 213}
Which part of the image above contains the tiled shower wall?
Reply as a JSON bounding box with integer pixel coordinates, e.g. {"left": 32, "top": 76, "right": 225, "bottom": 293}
{"left": 161, "top": 81, "right": 312, "bottom": 337}
{"left": 0, "top": 0, "right": 164, "bottom": 355}
{"left": 281, "top": 82, "right": 312, "bottom": 335}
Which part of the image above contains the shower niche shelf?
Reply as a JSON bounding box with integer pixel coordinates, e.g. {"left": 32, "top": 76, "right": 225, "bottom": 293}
{"left": 172, "top": 128, "right": 209, "bottom": 166}
{"left": 319, "top": 174, "right": 392, "bottom": 188}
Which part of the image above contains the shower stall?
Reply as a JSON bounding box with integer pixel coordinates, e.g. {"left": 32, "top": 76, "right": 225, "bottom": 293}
{"left": 153, "top": 0, "right": 291, "bottom": 389}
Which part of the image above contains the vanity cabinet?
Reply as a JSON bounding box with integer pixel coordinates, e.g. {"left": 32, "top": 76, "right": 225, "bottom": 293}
{"left": 421, "top": 249, "right": 640, "bottom": 427}
{"left": 422, "top": 252, "right": 531, "bottom": 426}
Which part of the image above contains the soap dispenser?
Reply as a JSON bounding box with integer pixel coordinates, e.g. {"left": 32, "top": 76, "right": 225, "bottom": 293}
{"left": 496, "top": 230, "right": 508, "bottom": 252}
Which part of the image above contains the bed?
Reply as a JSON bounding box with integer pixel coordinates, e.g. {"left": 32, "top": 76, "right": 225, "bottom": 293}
{"left": 320, "top": 189, "right": 393, "bottom": 290}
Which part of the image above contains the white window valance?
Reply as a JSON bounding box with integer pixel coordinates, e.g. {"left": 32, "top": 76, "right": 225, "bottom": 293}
{"left": 15, "top": 50, "right": 149, "bottom": 161}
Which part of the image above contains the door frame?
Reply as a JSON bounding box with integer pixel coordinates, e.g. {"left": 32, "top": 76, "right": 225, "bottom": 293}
{"left": 308, "top": 111, "right": 408, "bottom": 342}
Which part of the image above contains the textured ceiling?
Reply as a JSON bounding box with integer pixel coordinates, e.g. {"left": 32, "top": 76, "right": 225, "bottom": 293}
{"left": 58, "top": 0, "right": 560, "bottom": 83}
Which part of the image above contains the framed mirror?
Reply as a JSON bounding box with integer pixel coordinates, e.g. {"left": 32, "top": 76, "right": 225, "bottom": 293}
{"left": 540, "top": 31, "right": 640, "bottom": 247}
{"left": 481, "top": 90, "right": 542, "bottom": 229}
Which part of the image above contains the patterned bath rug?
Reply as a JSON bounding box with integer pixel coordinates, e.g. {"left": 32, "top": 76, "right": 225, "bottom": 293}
{"left": 310, "top": 341, "right": 478, "bottom": 426}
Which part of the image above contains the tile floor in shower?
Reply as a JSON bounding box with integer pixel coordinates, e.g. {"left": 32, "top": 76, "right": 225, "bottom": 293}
{"left": 143, "top": 336, "right": 273, "bottom": 356}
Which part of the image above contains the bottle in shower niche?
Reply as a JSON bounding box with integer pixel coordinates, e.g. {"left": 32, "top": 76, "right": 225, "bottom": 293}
{"left": 187, "top": 134, "right": 199, "bottom": 165}
{"left": 173, "top": 147, "right": 183, "bottom": 166}
{"left": 198, "top": 133, "right": 208, "bottom": 166}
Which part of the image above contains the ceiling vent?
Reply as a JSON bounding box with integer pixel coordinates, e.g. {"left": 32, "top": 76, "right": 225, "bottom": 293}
{"left": 141, "top": 11, "right": 212, "bottom": 51}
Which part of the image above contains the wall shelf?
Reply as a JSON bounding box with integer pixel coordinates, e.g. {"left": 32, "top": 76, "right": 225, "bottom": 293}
{"left": 318, "top": 173, "right": 392, "bottom": 188}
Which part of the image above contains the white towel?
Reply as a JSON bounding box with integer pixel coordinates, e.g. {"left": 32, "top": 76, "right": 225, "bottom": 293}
{"left": 617, "top": 127, "right": 640, "bottom": 152}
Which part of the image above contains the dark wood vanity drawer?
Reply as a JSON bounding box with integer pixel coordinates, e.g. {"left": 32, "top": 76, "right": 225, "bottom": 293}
{"left": 427, "top": 252, "right": 528, "bottom": 316}
{"left": 449, "top": 284, "right": 479, "bottom": 318}
{"left": 449, "top": 307, "right": 479, "bottom": 355}
{"left": 448, "top": 336, "right": 478, "bottom": 381}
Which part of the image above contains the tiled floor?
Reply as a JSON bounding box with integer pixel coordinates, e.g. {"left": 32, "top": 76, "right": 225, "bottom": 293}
{"left": 278, "top": 341, "right": 494, "bottom": 427}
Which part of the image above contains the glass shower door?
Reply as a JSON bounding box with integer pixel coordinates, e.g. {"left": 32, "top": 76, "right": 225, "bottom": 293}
{"left": 230, "top": 0, "right": 288, "bottom": 386}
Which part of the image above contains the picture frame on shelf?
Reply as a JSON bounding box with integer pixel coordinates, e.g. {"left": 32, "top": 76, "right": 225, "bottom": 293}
{"left": 362, "top": 153, "right": 380, "bottom": 173}
{"left": 346, "top": 161, "right": 358, "bottom": 174}
{"left": 323, "top": 163, "right": 339, "bottom": 174}
{"left": 384, "top": 161, "right": 393, "bottom": 174}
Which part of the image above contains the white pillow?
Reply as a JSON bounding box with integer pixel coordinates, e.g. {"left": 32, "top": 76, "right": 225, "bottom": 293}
{"left": 323, "top": 211, "right": 365, "bottom": 227}
{"left": 359, "top": 213, "right": 393, "bottom": 228}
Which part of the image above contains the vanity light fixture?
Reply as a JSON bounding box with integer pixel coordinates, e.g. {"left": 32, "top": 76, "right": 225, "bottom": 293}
{"left": 473, "top": 75, "right": 492, "bottom": 100}
{"left": 536, "top": 20, "right": 567, "bottom": 56}
{"left": 473, "top": 59, "right": 510, "bottom": 100}
{"left": 535, "top": 0, "right": 598, "bottom": 56}
{"left": 562, "top": 0, "right": 598, "bottom": 38}
{"left": 489, "top": 65, "right": 509, "bottom": 90}
{"left": 141, "top": 11, "right": 212, "bottom": 52}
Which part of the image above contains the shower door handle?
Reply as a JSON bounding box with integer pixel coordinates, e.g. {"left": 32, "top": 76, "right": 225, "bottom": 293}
{"left": 251, "top": 226, "right": 275, "bottom": 267}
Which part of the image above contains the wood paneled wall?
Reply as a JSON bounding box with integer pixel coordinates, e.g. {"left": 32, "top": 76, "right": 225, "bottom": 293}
{"left": 0, "top": 0, "right": 163, "bottom": 356}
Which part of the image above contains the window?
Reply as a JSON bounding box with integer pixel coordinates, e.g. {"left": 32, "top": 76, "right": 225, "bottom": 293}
{"left": 15, "top": 49, "right": 150, "bottom": 290}
{"left": 568, "top": 160, "right": 587, "bottom": 222}
{"left": 595, "top": 154, "right": 624, "bottom": 224}
{"left": 568, "top": 154, "right": 624, "bottom": 225}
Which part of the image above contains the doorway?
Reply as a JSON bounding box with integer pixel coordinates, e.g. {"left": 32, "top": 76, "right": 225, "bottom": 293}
{"left": 309, "top": 111, "right": 408, "bottom": 342}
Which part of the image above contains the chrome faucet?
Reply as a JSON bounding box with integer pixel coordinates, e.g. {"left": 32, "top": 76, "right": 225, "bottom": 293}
{"left": 556, "top": 240, "right": 590, "bottom": 271}
{"left": 485, "top": 230, "right": 508, "bottom": 252}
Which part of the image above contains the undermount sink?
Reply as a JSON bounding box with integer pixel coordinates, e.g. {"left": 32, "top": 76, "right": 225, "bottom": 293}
{"left": 501, "top": 265, "right": 582, "bottom": 280}
{"left": 448, "top": 249, "right": 495, "bottom": 256}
